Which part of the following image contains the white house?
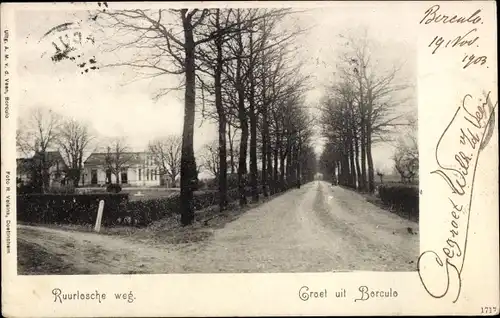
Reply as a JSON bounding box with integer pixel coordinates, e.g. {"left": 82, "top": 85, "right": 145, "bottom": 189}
{"left": 83, "top": 152, "right": 172, "bottom": 187}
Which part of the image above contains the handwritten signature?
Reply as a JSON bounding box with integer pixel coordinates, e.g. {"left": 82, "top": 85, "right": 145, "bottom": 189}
{"left": 418, "top": 91, "right": 497, "bottom": 303}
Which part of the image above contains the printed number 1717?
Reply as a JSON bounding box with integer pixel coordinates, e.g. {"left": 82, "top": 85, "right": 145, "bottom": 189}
{"left": 481, "top": 307, "right": 497, "bottom": 315}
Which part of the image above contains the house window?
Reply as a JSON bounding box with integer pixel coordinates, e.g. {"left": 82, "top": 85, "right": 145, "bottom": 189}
{"left": 91, "top": 169, "right": 98, "bottom": 185}
{"left": 105, "top": 169, "right": 112, "bottom": 184}
{"left": 121, "top": 169, "right": 128, "bottom": 184}
{"left": 138, "top": 169, "right": 142, "bottom": 181}
{"left": 151, "top": 169, "right": 154, "bottom": 181}
{"left": 146, "top": 169, "right": 150, "bottom": 181}
{"left": 154, "top": 169, "right": 157, "bottom": 181}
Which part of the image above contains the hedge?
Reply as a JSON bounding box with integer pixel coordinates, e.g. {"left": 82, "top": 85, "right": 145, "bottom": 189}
{"left": 378, "top": 183, "right": 419, "bottom": 221}
{"left": 17, "top": 186, "right": 271, "bottom": 228}
{"left": 126, "top": 188, "right": 241, "bottom": 226}
{"left": 17, "top": 193, "right": 129, "bottom": 226}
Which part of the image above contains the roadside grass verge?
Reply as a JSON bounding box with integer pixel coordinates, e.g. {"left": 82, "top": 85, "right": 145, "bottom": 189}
{"left": 335, "top": 184, "right": 419, "bottom": 223}
{"left": 361, "top": 192, "right": 418, "bottom": 223}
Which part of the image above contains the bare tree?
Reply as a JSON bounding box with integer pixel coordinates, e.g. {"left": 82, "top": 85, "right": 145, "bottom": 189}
{"left": 104, "top": 138, "right": 132, "bottom": 185}
{"left": 16, "top": 107, "right": 62, "bottom": 192}
{"left": 97, "top": 8, "right": 224, "bottom": 225}
{"left": 95, "top": 8, "right": 316, "bottom": 216}
{"left": 148, "top": 135, "right": 182, "bottom": 187}
{"left": 16, "top": 107, "right": 61, "bottom": 155}
{"left": 199, "top": 140, "right": 220, "bottom": 178}
{"left": 58, "top": 118, "right": 94, "bottom": 187}
{"left": 319, "top": 30, "right": 412, "bottom": 193}
{"left": 393, "top": 125, "right": 418, "bottom": 183}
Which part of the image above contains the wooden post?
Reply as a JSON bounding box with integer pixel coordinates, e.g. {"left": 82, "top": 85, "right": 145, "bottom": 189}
{"left": 94, "top": 200, "right": 104, "bottom": 233}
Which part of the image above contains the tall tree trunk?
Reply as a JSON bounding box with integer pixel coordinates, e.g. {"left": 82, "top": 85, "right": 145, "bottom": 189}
{"left": 214, "top": 11, "right": 228, "bottom": 211}
{"left": 359, "top": 70, "right": 367, "bottom": 191}
{"left": 261, "top": 73, "right": 269, "bottom": 197}
{"left": 248, "top": 31, "right": 259, "bottom": 203}
{"left": 266, "top": 135, "right": 273, "bottom": 195}
{"left": 354, "top": 129, "right": 362, "bottom": 191}
{"left": 273, "top": 134, "right": 279, "bottom": 194}
{"left": 238, "top": 117, "right": 248, "bottom": 205}
{"left": 216, "top": 102, "right": 228, "bottom": 210}
{"left": 366, "top": 91, "right": 375, "bottom": 193}
{"left": 261, "top": 120, "right": 268, "bottom": 197}
{"left": 279, "top": 136, "right": 285, "bottom": 192}
{"left": 366, "top": 121, "right": 375, "bottom": 193}
{"left": 295, "top": 141, "right": 302, "bottom": 188}
{"left": 285, "top": 136, "right": 292, "bottom": 188}
{"left": 76, "top": 152, "right": 83, "bottom": 187}
{"left": 249, "top": 109, "right": 258, "bottom": 201}
{"left": 40, "top": 152, "right": 49, "bottom": 193}
{"left": 236, "top": 66, "right": 248, "bottom": 204}
{"left": 360, "top": 116, "right": 367, "bottom": 191}
{"left": 227, "top": 124, "right": 235, "bottom": 175}
{"left": 348, "top": 128, "right": 357, "bottom": 189}
{"left": 340, "top": 147, "right": 349, "bottom": 186}
{"left": 291, "top": 143, "right": 298, "bottom": 187}
{"left": 180, "top": 14, "right": 197, "bottom": 226}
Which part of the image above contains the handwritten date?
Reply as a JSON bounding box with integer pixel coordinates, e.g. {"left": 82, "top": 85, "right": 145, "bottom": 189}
{"left": 421, "top": 5, "right": 488, "bottom": 69}
{"left": 428, "top": 28, "right": 479, "bottom": 54}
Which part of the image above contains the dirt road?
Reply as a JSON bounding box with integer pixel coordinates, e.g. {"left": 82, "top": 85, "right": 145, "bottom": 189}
{"left": 18, "top": 181, "right": 419, "bottom": 274}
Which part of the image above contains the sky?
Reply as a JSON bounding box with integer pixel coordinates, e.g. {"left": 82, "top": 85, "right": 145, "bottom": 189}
{"left": 14, "top": 3, "right": 417, "bottom": 174}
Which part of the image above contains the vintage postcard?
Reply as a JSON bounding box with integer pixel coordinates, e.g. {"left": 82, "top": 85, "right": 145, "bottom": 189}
{"left": 1, "top": 1, "right": 498, "bottom": 317}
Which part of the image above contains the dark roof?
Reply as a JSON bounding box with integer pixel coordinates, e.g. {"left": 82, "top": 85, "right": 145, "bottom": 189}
{"left": 17, "top": 151, "right": 68, "bottom": 171}
{"left": 84, "top": 152, "right": 145, "bottom": 166}
{"left": 32, "top": 151, "right": 65, "bottom": 164}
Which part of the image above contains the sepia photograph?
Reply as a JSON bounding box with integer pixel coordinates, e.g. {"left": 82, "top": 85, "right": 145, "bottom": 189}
{"left": 14, "top": 4, "right": 419, "bottom": 275}
{"left": 2, "top": 2, "right": 498, "bottom": 317}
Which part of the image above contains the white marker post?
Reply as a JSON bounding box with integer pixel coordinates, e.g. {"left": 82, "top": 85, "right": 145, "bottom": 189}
{"left": 94, "top": 200, "right": 105, "bottom": 233}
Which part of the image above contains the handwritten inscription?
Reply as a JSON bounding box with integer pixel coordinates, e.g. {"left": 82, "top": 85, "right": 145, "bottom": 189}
{"left": 428, "top": 28, "right": 479, "bottom": 54}
{"left": 420, "top": 5, "right": 482, "bottom": 25}
{"left": 421, "top": 5, "right": 489, "bottom": 69}
{"left": 418, "top": 91, "right": 497, "bottom": 302}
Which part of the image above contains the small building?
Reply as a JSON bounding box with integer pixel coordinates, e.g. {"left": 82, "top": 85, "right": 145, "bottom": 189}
{"left": 16, "top": 151, "right": 68, "bottom": 187}
{"left": 83, "top": 152, "right": 172, "bottom": 187}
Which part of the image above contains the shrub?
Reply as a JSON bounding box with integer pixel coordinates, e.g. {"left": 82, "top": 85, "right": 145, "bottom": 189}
{"left": 204, "top": 178, "right": 217, "bottom": 190}
{"left": 197, "top": 179, "right": 208, "bottom": 190}
{"left": 378, "top": 183, "right": 419, "bottom": 220}
{"left": 106, "top": 183, "right": 122, "bottom": 193}
{"left": 125, "top": 188, "right": 242, "bottom": 226}
{"left": 46, "top": 185, "right": 76, "bottom": 194}
{"left": 17, "top": 182, "right": 40, "bottom": 194}
{"left": 126, "top": 196, "right": 180, "bottom": 226}
{"left": 202, "top": 174, "right": 241, "bottom": 191}
{"left": 228, "top": 174, "right": 239, "bottom": 189}
{"left": 17, "top": 193, "right": 129, "bottom": 226}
